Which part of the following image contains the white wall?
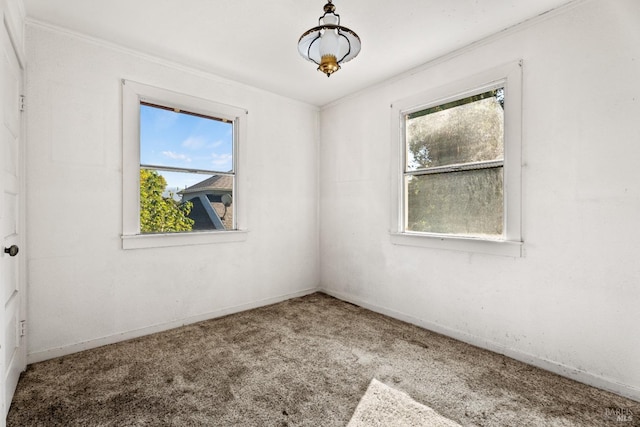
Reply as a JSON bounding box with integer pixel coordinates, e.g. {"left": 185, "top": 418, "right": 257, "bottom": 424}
{"left": 1, "top": 0, "right": 24, "bottom": 55}
{"left": 22, "top": 0, "right": 640, "bottom": 402}
{"left": 25, "top": 23, "right": 320, "bottom": 362}
{"left": 319, "top": 0, "right": 640, "bottom": 401}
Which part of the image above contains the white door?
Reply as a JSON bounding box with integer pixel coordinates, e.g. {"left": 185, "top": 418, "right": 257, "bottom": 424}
{"left": 0, "top": 21, "right": 25, "bottom": 418}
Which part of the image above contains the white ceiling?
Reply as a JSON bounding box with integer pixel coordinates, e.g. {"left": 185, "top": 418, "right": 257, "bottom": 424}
{"left": 23, "top": 0, "right": 576, "bottom": 106}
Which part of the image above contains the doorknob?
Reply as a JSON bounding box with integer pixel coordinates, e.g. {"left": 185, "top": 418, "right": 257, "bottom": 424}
{"left": 3, "top": 245, "right": 19, "bottom": 257}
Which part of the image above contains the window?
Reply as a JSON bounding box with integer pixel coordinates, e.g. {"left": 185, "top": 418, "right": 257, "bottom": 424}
{"left": 140, "top": 102, "right": 235, "bottom": 233}
{"left": 122, "top": 80, "right": 247, "bottom": 249}
{"left": 405, "top": 88, "right": 505, "bottom": 237}
{"left": 390, "top": 61, "right": 523, "bottom": 256}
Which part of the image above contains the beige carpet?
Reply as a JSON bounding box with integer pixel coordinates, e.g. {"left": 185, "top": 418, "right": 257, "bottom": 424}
{"left": 348, "top": 378, "right": 462, "bottom": 427}
{"left": 7, "top": 293, "right": 640, "bottom": 426}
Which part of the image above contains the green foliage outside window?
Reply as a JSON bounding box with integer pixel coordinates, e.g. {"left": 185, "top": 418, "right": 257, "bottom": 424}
{"left": 140, "top": 169, "right": 194, "bottom": 233}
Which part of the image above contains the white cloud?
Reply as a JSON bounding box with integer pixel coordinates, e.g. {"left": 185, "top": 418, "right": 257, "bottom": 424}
{"left": 162, "top": 151, "right": 191, "bottom": 162}
{"left": 182, "top": 136, "right": 207, "bottom": 150}
{"left": 211, "top": 153, "right": 233, "bottom": 168}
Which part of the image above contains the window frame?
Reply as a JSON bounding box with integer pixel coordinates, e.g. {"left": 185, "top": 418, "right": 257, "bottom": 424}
{"left": 121, "top": 80, "right": 248, "bottom": 249}
{"left": 390, "top": 61, "right": 523, "bottom": 257}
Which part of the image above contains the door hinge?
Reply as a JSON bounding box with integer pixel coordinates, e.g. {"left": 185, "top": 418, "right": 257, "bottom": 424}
{"left": 19, "top": 320, "right": 26, "bottom": 337}
{"left": 19, "top": 95, "right": 25, "bottom": 112}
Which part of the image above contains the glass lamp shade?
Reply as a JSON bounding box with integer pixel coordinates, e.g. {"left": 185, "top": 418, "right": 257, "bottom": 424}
{"left": 298, "top": 11, "right": 361, "bottom": 77}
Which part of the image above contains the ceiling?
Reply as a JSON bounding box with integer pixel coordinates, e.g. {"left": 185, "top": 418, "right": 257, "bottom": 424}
{"left": 23, "top": 0, "right": 576, "bottom": 106}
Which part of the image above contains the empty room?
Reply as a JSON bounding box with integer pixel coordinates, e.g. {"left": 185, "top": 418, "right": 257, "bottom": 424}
{"left": 1, "top": 0, "right": 639, "bottom": 425}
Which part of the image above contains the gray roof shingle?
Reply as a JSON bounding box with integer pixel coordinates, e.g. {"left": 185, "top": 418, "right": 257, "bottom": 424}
{"left": 179, "top": 175, "right": 232, "bottom": 194}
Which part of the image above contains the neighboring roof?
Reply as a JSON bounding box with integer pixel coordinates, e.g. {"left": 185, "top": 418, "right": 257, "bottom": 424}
{"left": 179, "top": 175, "right": 232, "bottom": 195}
{"left": 178, "top": 174, "right": 234, "bottom": 230}
{"left": 182, "top": 196, "right": 233, "bottom": 231}
{"left": 186, "top": 197, "right": 216, "bottom": 231}
{"left": 212, "top": 202, "right": 233, "bottom": 230}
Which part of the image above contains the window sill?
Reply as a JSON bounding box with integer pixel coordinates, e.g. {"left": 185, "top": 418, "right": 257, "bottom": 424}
{"left": 390, "top": 232, "right": 522, "bottom": 257}
{"left": 122, "top": 230, "right": 248, "bottom": 250}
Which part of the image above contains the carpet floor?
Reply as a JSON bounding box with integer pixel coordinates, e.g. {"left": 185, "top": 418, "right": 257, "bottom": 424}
{"left": 7, "top": 293, "right": 640, "bottom": 426}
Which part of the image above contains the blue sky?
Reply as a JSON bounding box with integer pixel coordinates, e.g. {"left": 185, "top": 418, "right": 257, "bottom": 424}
{"left": 140, "top": 104, "right": 233, "bottom": 192}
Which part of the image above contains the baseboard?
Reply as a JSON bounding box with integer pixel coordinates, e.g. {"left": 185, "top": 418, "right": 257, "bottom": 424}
{"left": 320, "top": 288, "right": 640, "bottom": 403}
{"left": 27, "top": 287, "right": 319, "bottom": 364}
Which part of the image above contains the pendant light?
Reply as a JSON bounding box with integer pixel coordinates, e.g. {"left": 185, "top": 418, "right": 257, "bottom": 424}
{"left": 297, "top": 0, "right": 361, "bottom": 77}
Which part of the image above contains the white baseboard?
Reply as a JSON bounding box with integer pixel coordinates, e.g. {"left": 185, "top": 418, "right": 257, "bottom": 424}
{"left": 320, "top": 288, "right": 640, "bottom": 403}
{"left": 27, "top": 286, "right": 639, "bottom": 403}
{"left": 27, "top": 287, "right": 319, "bottom": 364}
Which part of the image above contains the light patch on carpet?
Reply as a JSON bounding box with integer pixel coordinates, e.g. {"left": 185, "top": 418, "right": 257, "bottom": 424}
{"left": 348, "top": 379, "right": 462, "bottom": 427}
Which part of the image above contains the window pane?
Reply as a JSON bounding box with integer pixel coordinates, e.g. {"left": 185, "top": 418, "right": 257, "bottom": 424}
{"left": 140, "top": 169, "right": 233, "bottom": 234}
{"left": 406, "top": 89, "right": 504, "bottom": 171}
{"left": 140, "top": 103, "right": 233, "bottom": 173}
{"left": 406, "top": 168, "right": 503, "bottom": 237}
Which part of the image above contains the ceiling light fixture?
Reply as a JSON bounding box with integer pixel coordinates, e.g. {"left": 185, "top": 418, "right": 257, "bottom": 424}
{"left": 297, "top": 0, "right": 361, "bottom": 77}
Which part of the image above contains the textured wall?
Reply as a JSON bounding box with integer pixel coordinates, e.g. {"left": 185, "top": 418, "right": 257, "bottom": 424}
{"left": 25, "top": 23, "right": 320, "bottom": 361}
{"left": 22, "top": 0, "right": 640, "bottom": 403}
{"left": 1, "top": 0, "right": 24, "bottom": 54}
{"left": 319, "top": 0, "right": 640, "bottom": 400}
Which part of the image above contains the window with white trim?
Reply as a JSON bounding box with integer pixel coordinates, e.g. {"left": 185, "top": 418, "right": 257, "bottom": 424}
{"left": 390, "top": 61, "right": 523, "bottom": 256}
{"left": 122, "top": 80, "right": 247, "bottom": 249}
